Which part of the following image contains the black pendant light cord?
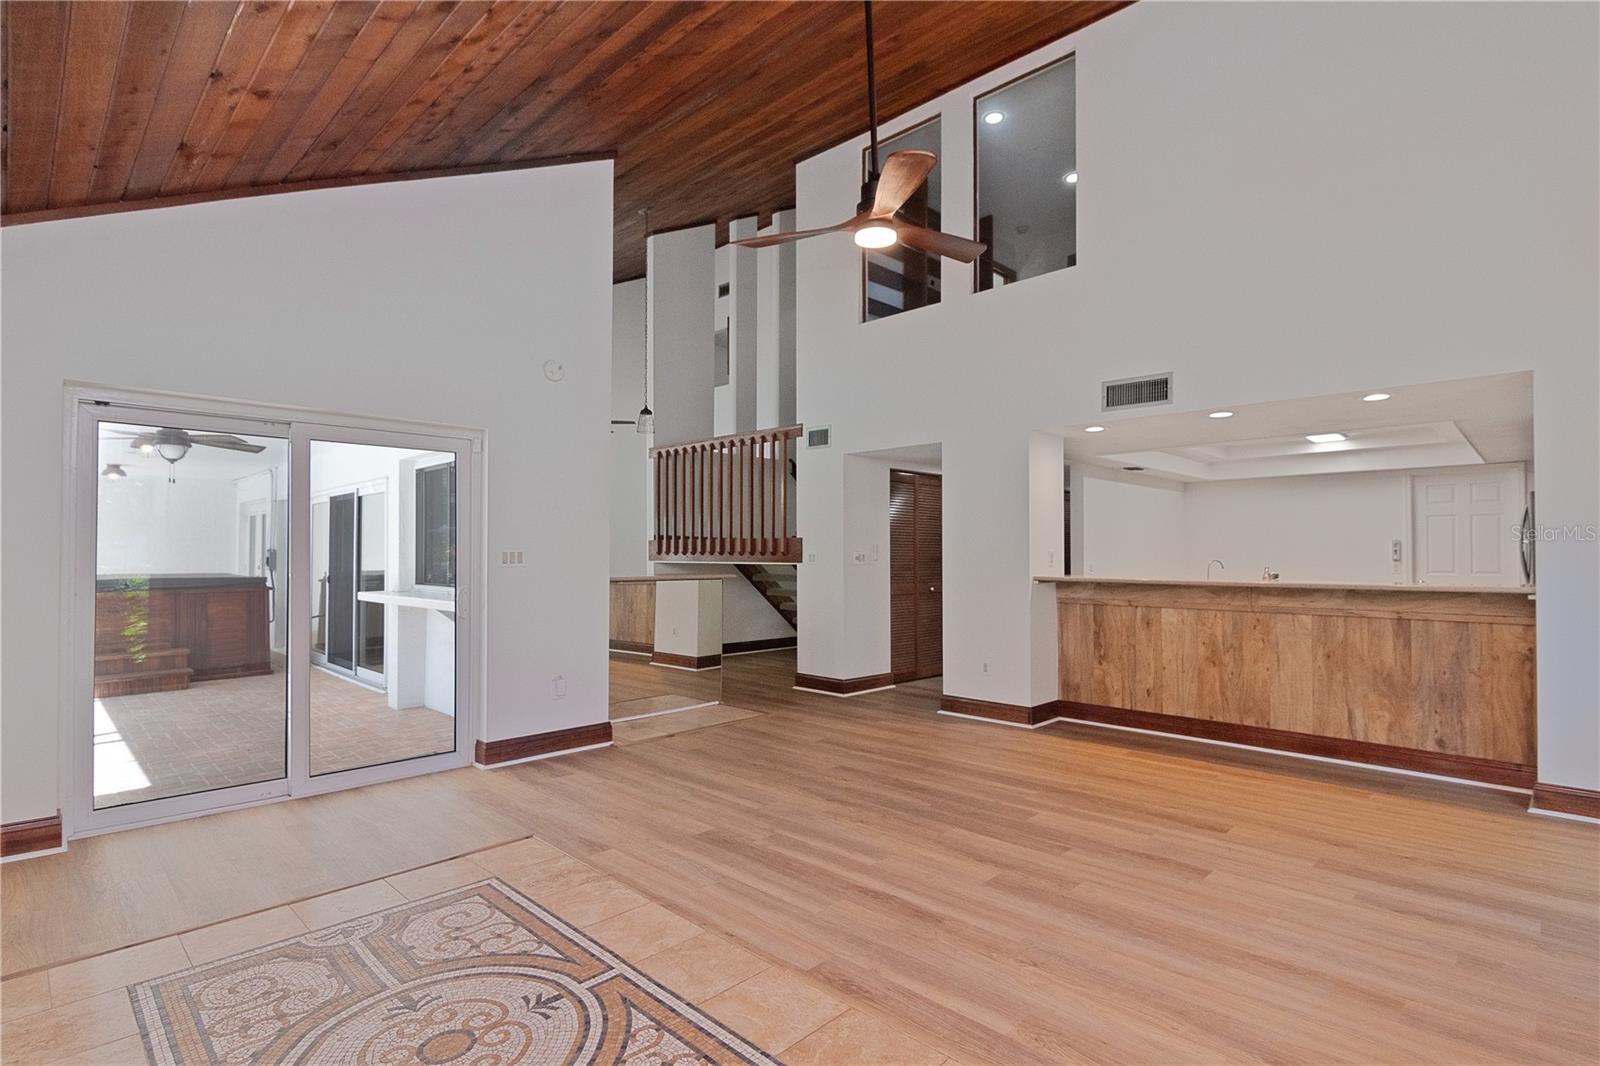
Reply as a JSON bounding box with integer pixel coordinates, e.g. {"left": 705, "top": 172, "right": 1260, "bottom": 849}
{"left": 863, "top": 0, "right": 880, "bottom": 178}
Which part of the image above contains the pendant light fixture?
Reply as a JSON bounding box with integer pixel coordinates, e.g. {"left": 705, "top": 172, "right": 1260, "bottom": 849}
{"left": 635, "top": 207, "right": 655, "bottom": 436}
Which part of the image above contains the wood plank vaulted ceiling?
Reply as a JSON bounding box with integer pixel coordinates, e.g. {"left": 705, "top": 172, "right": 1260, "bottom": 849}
{"left": 1, "top": 0, "right": 1128, "bottom": 280}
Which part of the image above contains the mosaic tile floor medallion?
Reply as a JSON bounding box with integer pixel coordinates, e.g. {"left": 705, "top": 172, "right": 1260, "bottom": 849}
{"left": 129, "top": 879, "right": 782, "bottom": 1065}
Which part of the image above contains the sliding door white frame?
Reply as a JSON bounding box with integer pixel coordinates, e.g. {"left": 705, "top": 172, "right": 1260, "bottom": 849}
{"left": 290, "top": 422, "right": 476, "bottom": 799}
{"left": 65, "top": 401, "right": 294, "bottom": 836}
{"left": 59, "top": 385, "right": 483, "bottom": 839}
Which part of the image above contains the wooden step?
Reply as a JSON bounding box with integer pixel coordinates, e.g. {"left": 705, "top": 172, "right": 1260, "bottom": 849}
{"left": 95, "top": 647, "right": 190, "bottom": 674}
{"left": 94, "top": 667, "right": 193, "bottom": 698}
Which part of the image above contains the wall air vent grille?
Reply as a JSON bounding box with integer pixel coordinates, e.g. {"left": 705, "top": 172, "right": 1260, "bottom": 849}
{"left": 1101, "top": 373, "right": 1173, "bottom": 411}
{"left": 806, "top": 426, "right": 831, "bottom": 448}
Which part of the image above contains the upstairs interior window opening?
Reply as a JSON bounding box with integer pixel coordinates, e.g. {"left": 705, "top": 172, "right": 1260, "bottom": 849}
{"left": 975, "top": 53, "right": 1076, "bottom": 290}
{"left": 863, "top": 118, "right": 941, "bottom": 321}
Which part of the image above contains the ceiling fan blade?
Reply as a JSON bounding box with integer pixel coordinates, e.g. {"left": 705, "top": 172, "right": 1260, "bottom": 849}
{"left": 189, "top": 434, "right": 267, "bottom": 453}
{"left": 870, "top": 150, "right": 937, "bottom": 219}
{"left": 896, "top": 224, "right": 988, "bottom": 264}
{"left": 731, "top": 217, "right": 864, "bottom": 249}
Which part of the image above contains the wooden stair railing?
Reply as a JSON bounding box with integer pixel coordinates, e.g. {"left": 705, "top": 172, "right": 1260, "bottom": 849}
{"left": 651, "top": 425, "right": 802, "bottom": 563}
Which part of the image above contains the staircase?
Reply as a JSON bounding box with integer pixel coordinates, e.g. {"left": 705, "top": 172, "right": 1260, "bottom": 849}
{"left": 737, "top": 564, "right": 797, "bottom": 629}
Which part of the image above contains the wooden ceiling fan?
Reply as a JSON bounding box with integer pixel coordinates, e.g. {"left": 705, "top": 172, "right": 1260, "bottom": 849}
{"left": 733, "top": 1, "right": 987, "bottom": 263}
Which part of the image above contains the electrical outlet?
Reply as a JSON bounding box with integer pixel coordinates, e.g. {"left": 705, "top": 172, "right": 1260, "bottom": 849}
{"left": 551, "top": 674, "right": 567, "bottom": 699}
{"left": 852, "top": 550, "right": 867, "bottom": 564}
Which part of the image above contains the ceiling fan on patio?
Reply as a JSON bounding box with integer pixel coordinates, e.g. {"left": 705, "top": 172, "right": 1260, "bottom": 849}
{"left": 104, "top": 427, "right": 266, "bottom": 482}
{"left": 731, "top": 1, "right": 987, "bottom": 263}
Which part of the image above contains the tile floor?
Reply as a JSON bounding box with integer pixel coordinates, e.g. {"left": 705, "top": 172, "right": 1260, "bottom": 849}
{"left": 0, "top": 835, "right": 957, "bottom": 1066}
{"left": 94, "top": 666, "right": 455, "bottom": 807}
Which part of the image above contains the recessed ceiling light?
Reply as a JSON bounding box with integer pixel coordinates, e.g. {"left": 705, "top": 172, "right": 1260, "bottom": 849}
{"left": 1063, "top": 171, "right": 1078, "bottom": 184}
{"left": 982, "top": 110, "right": 1004, "bottom": 125}
{"left": 1305, "top": 432, "right": 1347, "bottom": 444}
{"left": 1208, "top": 411, "right": 1234, "bottom": 419}
{"left": 1084, "top": 425, "right": 1105, "bottom": 433}
{"left": 1362, "top": 392, "right": 1391, "bottom": 402}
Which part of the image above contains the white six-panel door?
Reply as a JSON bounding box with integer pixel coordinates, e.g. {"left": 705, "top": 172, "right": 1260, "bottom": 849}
{"left": 1410, "top": 464, "right": 1527, "bottom": 586}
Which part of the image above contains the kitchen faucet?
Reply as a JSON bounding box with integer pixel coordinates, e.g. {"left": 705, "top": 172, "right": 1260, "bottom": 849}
{"left": 1207, "top": 559, "right": 1225, "bottom": 580}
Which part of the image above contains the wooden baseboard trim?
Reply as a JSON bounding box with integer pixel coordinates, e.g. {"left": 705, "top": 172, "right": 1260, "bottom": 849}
{"left": 2, "top": 811, "right": 63, "bottom": 858}
{"left": 723, "top": 637, "right": 797, "bottom": 654}
{"left": 939, "top": 695, "right": 1059, "bottom": 727}
{"left": 1530, "top": 783, "right": 1600, "bottom": 820}
{"left": 651, "top": 651, "right": 721, "bottom": 670}
{"left": 609, "top": 639, "right": 652, "bottom": 655}
{"left": 475, "top": 723, "right": 613, "bottom": 766}
{"left": 1054, "top": 701, "right": 1535, "bottom": 788}
{"left": 794, "top": 672, "right": 895, "bottom": 695}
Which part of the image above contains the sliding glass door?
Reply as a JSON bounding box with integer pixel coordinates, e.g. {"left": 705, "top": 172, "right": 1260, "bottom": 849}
{"left": 306, "top": 438, "right": 458, "bottom": 779}
{"left": 83, "top": 411, "right": 292, "bottom": 819}
{"left": 71, "top": 399, "right": 474, "bottom": 836}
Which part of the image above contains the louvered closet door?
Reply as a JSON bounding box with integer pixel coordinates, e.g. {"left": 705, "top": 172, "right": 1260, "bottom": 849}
{"left": 914, "top": 473, "right": 943, "bottom": 678}
{"left": 890, "top": 470, "right": 943, "bottom": 682}
{"left": 890, "top": 472, "right": 919, "bottom": 681}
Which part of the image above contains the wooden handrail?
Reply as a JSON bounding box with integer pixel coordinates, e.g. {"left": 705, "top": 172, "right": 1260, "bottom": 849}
{"left": 649, "top": 425, "right": 803, "bottom": 563}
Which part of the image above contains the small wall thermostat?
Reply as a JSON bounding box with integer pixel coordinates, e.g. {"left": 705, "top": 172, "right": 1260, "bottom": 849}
{"left": 542, "top": 360, "right": 565, "bottom": 382}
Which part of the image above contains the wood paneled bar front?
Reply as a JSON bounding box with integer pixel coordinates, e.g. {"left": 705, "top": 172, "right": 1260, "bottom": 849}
{"left": 1041, "top": 577, "right": 1537, "bottom": 787}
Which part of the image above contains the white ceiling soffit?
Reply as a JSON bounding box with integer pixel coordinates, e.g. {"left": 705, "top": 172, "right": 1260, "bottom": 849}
{"left": 1103, "top": 422, "right": 1486, "bottom": 481}
{"left": 1061, "top": 372, "right": 1532, "bottom": 482}
{"left": 853, "top": 441, "right": 944, "bottom": 470}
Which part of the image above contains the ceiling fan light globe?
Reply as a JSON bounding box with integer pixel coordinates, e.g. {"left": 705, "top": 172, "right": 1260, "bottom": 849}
{"left": 156, "top": 442, "right": 191, "bottom": 463}
{"left": 853, "top": 224, "right": 898, "bottom": 250}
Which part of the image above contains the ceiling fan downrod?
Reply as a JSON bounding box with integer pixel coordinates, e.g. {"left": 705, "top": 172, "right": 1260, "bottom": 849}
{"left": 863, "top": 0, "right": 881, "bottom": 182}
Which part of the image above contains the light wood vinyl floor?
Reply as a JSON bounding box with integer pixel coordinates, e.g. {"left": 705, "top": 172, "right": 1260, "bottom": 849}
{"left": 4, "top": 650, "right": 1597, "bottom": 1064}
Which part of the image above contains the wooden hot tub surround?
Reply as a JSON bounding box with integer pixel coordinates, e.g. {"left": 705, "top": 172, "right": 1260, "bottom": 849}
{"left": 1042, "top": 577, "right": 1536, "bottom": 787}
{"left": 95, "top": 574, "right": 273, "bottom": 697}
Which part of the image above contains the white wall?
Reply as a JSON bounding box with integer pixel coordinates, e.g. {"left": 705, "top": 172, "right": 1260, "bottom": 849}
{"left": 756, "top": 210, "right": 798, "bottom": 429}
{"left": 648, "top": 225, "right": 714, "bottom": 447}
{"left": 1074, "top": 463, "right": 1529, "bottom": 586}
{"left": 1, "top": 163, "right": 614, "bottom": 824}
{"left": 653, "top": 580, "right": 722, "bottom": 659}
{"left": 1183, "top": 470, "right": 1405, "bottom": 586}
{"left": 793, "top": 2, "right": 1598, "bottom": 789}
{"left": 1077, "top": 471, "right": 1186, "bottom": 579}
{"left": 652, "top": 563, "right": 795, "bottom": 645}
{"left": 609, "top": 279, "right": 649, "bottom": 576}
{"left": 96, "top": 475, "right": 242, "bottom": 576}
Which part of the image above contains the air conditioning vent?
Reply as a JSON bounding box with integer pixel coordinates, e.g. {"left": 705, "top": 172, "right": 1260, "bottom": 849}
{"left": 805, "top": 425, "right": 831, "bottom": 448}
{"left": 1102, "top": 373, "right": 1173, "bottom": 411}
